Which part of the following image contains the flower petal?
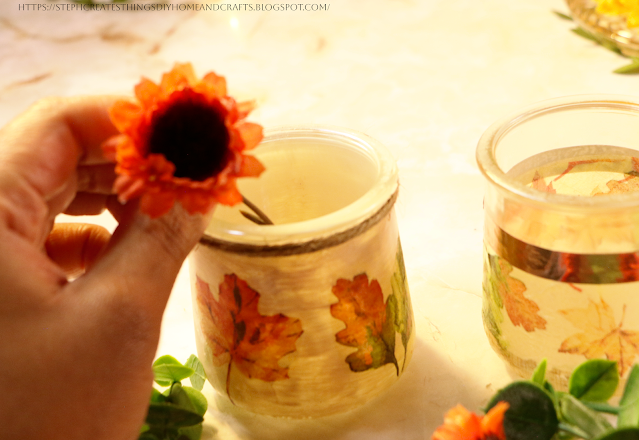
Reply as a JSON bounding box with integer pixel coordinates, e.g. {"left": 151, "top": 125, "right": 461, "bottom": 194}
{"left": 105, "top": 63, "right": 264, "bottom": 218}
{"left": 480, "top": 402, "right": 509, "bottom": 440}
{"left": 178, "top": 189, "right": 217, "bottom": 215}
{"left": 432, "top": 424, "right": 468, "bottom": 440}
{"left": 140, "top": 189, "right": 177, "bottom": 218}
{"left": 237, "top": 100, "right": 256, "bottom": 119}
{"left": 109, "top": 100, "right": 143, "bottom": 133}
{"left": 236, "top": 121, "right": 264, "bottom": 150}
{"left": 433, "top": 405, "right": 482, "bottom": 440}
{"left": 134, "top": 77, "right": 161, "bottom": 107}
{"left": 160, "top": 62, "right": 197, "bottom": 95}
{"left": 145, "top": 154, "right": 177, "bottom": 180}
{"left": 212, "top": 179, "right": 243, "bottom": 206}
{"left": 114, "top": 175, "right": 146, "bottom": 202}
{"left": 200, "top": 71, "right": 227, "bottom": 97}
{"left": 238, "top": 155, "right": 265, "bottom": 178}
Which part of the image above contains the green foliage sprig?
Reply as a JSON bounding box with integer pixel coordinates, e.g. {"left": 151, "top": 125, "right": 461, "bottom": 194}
{"left": 554, "top": 10, "right": 639, "bottom": 74}
{"left": 488, "top": 358, "right": 639, "bottom": 440}
{"left": 140, "top": 354, "right": 209, "bottom": 440}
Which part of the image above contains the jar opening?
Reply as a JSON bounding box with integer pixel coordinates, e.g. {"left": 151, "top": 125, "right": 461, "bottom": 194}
{"left": 476, "top": 95, "right": 639, "bottom": 209}
{"left": 203, "top": 125, "right": 398, "bottom": 246}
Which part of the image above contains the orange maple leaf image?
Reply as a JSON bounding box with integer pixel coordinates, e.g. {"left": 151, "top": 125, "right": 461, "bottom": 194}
{"left": 196, "top": 274, "right": 303, "bottom": 401}
{"left": 593, "top": 175, "right": 639, "bottom": 196}
{"left": 559, "top": 298, "right": 639, "bottom": 376}
{"left": 330, "top": 273, "right": 399, "bottom": 374}
{"left": 495, "top": 258, "right": 546, "bottom": 332}
{"left": 531, "top": 171, "right": 556, "bottom": 193}
{"left": 553, "top": 159, "right": 617, "bottom": 182}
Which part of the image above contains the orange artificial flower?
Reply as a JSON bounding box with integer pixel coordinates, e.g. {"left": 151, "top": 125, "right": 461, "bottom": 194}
{"left": 103, "top": 62, "right": 265, "bottom": 218}
{"left": 432, "top": 402, "right": 509, "bottom": 440}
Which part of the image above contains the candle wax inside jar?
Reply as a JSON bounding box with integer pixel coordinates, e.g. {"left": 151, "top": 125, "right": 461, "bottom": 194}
{"left": 506, "top": 145, "right": 639, "bottom": 196}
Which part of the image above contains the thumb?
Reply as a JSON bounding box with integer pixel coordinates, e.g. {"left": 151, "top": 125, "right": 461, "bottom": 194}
{"left": 79, "top": 201, "right": 212, "bottom": 321}
{"left": 45, "top": 223, "right": 112, "bottom": 278}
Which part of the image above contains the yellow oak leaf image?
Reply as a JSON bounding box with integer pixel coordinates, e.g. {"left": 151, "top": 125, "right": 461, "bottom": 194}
{"left": 559, "top": 298, "right": 639, "bottom": 376}
{"left": 494, "top": 257, "right": 546, "bottom": 332}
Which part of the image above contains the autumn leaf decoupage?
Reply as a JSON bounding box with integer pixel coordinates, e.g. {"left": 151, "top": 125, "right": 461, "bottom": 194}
{"left": 195, "top": 275, "right": 303, "bottom": 401}
{"left": 483, "top": 253, "right": 546, "bottom": 336}
{"left": 559, "top": 298, "right": 639, "bottom": 376}
{"left": 330, "top": 242, "right": 413, "bottom": 375}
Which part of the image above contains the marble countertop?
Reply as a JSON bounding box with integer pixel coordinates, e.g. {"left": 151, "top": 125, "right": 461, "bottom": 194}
{"left": 2, "top": 0, "right": 637, "bottom": 438}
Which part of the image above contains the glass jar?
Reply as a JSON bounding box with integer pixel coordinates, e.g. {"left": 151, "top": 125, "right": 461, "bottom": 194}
{"left": 477, "top": 95, "right": 639, "bottom": 388}
{"left": 189, "top": 125, "right": 414, "bottom": 417}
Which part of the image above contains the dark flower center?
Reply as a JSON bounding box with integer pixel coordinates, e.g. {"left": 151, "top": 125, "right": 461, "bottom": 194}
{"left": 148, "top": 95, "right": 230, "bottom": 181}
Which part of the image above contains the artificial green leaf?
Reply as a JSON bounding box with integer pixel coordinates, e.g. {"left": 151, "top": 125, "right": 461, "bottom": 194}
{"left": 600, "top": 39, "right": 623, "bottom": 55}
{"left": 138, "top": 427, "right": 179, "bottom": 440}
{"left": 572, "top": 27, "right": 599, "bottom": 43}
{"left": 487, "top": 381, "right": 559, "bottom": 440}
{"left": 614, "top": 59, "right": 639, "bottom": 75}
{"left": 558, "top": 421, "right": 590, "bottom": 439}
{"left": 153, "top": 355, "right": 194, "bottom": 387}
{"left": 145, "top": 403, "right": 203, "bottom": 428}
{"left": 593, "top": 428, "right": 639, "bottom": 440}
{"left": 543, "top": 380, "right": 561, "bottom": 411}
{"left": 619, "top": 365, "right": 639, "bottom": 427}
{"left": 185, "top": 355, "right": 206, "bottom": 391}
{"left": 183, "top": 387, "right": 208, "bottom": 416}
{"left": 559, "top": 394, "right": 613, "bottom": 439}
{"left": 583, "top": 401, "right": 621, "bottom": 415}
{"left": 151, "top": 388, "right": 166, "bottom": 403}
{"left": 543, "top": 380, "right": 556, "bottom": 396}
{"left": 167, "top": 383, "right": 194, "bottom": 410}
{"left": 178, "top": 424, "right": 203, "bottom": 440}
{"left": 532, "top": 359, "right": 548, "bottom": 385}
{"left": 553, "top": 10, "right": 573, "bottom": 21}
{"left": 569, "top": 359, "right": 619, "bottom": 402}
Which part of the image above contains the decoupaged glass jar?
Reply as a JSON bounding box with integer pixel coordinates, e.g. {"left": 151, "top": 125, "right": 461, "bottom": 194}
{"left": 477, "top": 95, "right": 639, "bottom": 389}
{"left": 189, "top": 126, "right": 414, "bottom": 417}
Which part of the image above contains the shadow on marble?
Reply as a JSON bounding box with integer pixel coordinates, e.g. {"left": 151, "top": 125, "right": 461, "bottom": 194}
{"left": 203, "top": 337, "right": 495, "bottom": 440}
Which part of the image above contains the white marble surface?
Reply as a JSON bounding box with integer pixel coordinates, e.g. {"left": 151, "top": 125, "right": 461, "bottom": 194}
{"left": 2, "top": 0, "right": 638, "bottom": 438}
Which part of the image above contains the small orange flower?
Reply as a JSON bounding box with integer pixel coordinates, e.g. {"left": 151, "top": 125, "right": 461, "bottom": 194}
{"left": 432, "top": 402, "right": 509, "bottom": 440}
{"left": 103, "top": 62, "right": 265, "bottom": 218}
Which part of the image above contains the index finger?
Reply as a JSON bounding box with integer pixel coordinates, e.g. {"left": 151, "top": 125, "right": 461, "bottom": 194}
{"left": 0, "top": 96, "right": 122, "bottom": 243}
{"left": 0, "top": 95, "right": 121, "bottom": 203}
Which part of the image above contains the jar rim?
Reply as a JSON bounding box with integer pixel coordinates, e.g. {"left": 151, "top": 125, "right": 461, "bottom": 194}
{"left": 201, "top": 125, "right": 399, "bottom": 248}
{"left": 476, "top": 94, "right": 639, "bottom": 210}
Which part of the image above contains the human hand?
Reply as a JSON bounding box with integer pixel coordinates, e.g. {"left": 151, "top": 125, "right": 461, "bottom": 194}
{"left": 0, "top": 96, "right": 211, "bottom": 439}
